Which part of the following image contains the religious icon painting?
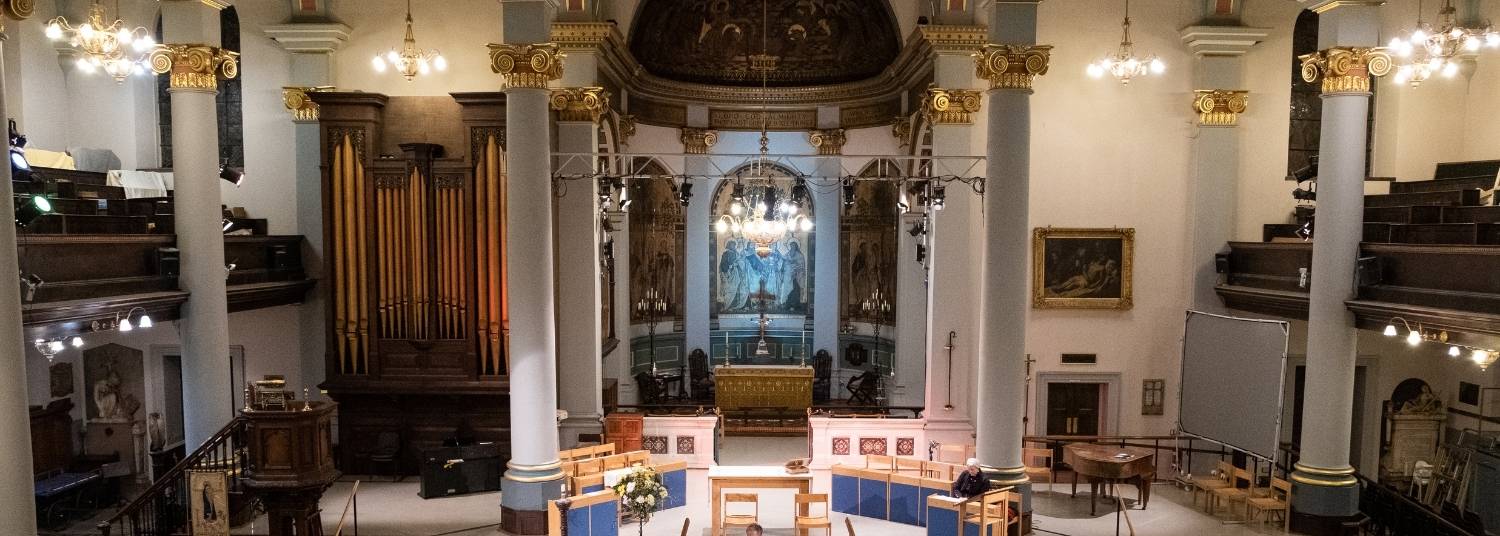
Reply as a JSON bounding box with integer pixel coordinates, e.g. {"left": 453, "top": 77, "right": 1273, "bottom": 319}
{"left": 1032, "top": 227, "right": 1135, "bottom": 310}
{"left": 189, "top": 470, "right": 230, "bottom": 536}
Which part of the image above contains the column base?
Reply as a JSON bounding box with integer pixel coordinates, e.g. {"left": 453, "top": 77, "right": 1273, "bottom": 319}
{"left": 1290, "top": 465, "right": 1361, "bottom": 535}
{"left": 981, "top": 465, "right": 1032, "bottom": 515}
{"left": 500, "top": 468, "right": 564, "bottom": 535}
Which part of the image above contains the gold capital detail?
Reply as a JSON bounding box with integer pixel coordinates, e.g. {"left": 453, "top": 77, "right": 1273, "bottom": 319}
{"left": 549, "top": 87, "right": 610, "bottom": 123}
{"left": 2, "top": 0, "right": 36, "bottom": 21}
{"left": 617, "top": 115, "right": 637, "bottom": 147}
{"left": 680, "top": 128, "right": 718, "bottom": 155}
{"left": 487, "top": 43, "right": 564, "bottom": 90}
{"left": 148, "top": 44, "right": 238, "bottom": 92}
{"left": 1299, "top": 47, "right": 1391, "bottom": 95}
{"left": 922, "top": 86, "right": 982, "bottom": 125}
{"left": 974, "top": 44, "right": 1052, "bottom": 91}
{"left": 283, "top": 86, "right": 333, "bottom": 122}
{"left": 891, "top": 118, "right": 911, "bottom": 147}
{"left": 808, "top": 128, "right": 846, "bottom": 156}
{"left": 1193, "top": 90, "right": 1249, "bottom": 127}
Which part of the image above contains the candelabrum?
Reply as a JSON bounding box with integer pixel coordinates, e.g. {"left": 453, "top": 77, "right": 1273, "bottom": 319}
{"left": 637, "top": 287, "right": 669, "bottom": 374}
{"left": 1086, "top": 0, "right": 1165, "bottom": 84}
{"left": 370, "top": 0, "right": 446, "bottom": 81}
{"left": 1388, "top": 0, "right": 1500, "bottom": 87}
{"left": 45, "top": 0, "right": 155, "bottom": 83}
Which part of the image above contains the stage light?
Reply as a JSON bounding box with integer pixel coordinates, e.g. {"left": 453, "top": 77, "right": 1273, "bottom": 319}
{"left": 219, "top": 165, "right": 245, "bottom": 186}
{"left": 1287, "top": 155, "right": 1318, "bottom": 183}
{"left": 618, "top": 181, "right": 632, "bottom": 209}
{"left": 10, "top": 148, "right": 31, "bottom": 182}
{"left": 71, "top": 336, "right": 83, "bottom": 348}
{"left": 1406, "top": 329, "right": 1422, "bottom": 346}
{"left": 897, "top": 187, "right": 909, "bottom": 213}
{"left": 677, "top": 180, "right": 693, "bottom": 207}
{"left": 1450, "top": 345, "right": 1462, "bottom": 357}
{"left": 929, "top": 182, "right": 946, "bottom": 211}
{"left": 842, "top": 178, "right": 855, "bottom": 209}
{"left": 731, "top": 182, "right": 745, "bottom": 204}
{"left": 1384, "top": 324, "right": 1398, "bottom": 337}
{"left": 15, "top": 195, "right": 52, "bottom": 227}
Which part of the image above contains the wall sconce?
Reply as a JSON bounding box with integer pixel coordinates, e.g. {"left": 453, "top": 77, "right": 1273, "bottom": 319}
{"left": 1385, "top": 316, "right": 1498, "bottom": 370}
{"left": 91, "top": 307, "right": 154, "bottom": 333}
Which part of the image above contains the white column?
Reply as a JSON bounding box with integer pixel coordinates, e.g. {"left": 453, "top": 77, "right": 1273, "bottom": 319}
{"left": 0, "top": 29, "right": 40, "bottom": 535}
{"left": 490, "top": 11, "right": 564, "bottom": 529}
{"left": 1292, "top": 2, "right": 1384, "bottom": 525}
{"left": 160, "top": 1, "right": 232, "bottom": 448}
{"left": 923, "top": 52, "right": 980, "bottom": 446}
{"left": 554, "top": 91, "right": 605, "bottom": 448}
{"left": 682, "top": 128, "right": 716, "bottom": 360}
{"left": 973, "top": 1, "right": 1046, "bottom": 514}
{"left": 809, "top": 122, "right": 841, "bottom": 366}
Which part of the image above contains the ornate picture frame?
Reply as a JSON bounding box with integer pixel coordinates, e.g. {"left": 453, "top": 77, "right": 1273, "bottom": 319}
{"left": 1032, "top": 227, "right": 1134, "bottom": 310}
{"left": 189, "top": 470, "right": 230, "bottom": 536}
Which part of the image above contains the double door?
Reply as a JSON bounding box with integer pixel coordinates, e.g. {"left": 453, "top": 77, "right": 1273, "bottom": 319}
{"left": 1046, "top": 382, "right": 1102, "bottom": 436}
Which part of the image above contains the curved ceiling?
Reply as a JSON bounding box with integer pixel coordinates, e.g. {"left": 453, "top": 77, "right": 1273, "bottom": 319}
{"left": 628, "top": 0, "right": 902, "bottom": 87}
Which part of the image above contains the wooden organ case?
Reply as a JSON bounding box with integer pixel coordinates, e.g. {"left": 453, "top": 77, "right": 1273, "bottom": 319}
{"left": 311, "top": 92, "right": 510, "bottom": 474}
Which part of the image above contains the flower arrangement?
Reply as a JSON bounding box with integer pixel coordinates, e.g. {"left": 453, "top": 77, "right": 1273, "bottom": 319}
{"left": 612, "top": 466, "right": 670, "bottom": 536}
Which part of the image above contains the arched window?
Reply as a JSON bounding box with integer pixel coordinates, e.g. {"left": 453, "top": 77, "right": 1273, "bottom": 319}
{"left": 1287, "top": 9, "right": 1374, "bottom": 178}
{"left": 157, "top": 6, "right": 243, "bottom": 168}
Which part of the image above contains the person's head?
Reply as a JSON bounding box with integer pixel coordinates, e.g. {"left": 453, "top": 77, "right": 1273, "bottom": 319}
{"left": 966, "top": 458, "right": 980, "bottom": 476}
{"left": 746, "top": 523, "right": 764, "bottom": 536}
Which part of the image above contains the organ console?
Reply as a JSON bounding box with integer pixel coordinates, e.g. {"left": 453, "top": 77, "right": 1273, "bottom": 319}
{"left": 1063, "top": 443, "right": 1155, "bottom": 516}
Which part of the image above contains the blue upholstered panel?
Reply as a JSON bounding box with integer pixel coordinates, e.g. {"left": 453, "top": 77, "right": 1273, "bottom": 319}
{"left": 963, "top": 521, "right": 993, "bottom": 536}
{"left": 858, "top": 478, "right": 887, "bottom": 519}
{"left": 661, "top": 470, "right": 688, "bottom": 509}
{"left": 832, "top": 474, "right": 859, "bottom": 514}
{"left": 582, "top": 484, "right": 605, "bottom": 494}
{"left": 566, "top": 503, "right": 591, "bottom": 535}
{"left": 888, "top": 482, "right": 920, "bottom": 525}
{"left": 926, "top": 504, "right": 958, "bottom": 536}
{"left": 590, "top": 501, "right": 619, "bottom": 536}
{"left": 919, "top": 487, "right": 947, "bottom": 527}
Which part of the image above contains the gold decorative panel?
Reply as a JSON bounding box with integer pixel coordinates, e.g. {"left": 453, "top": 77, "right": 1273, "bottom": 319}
{"left": 714, "top": 366, "right": 813, "bottom": 411}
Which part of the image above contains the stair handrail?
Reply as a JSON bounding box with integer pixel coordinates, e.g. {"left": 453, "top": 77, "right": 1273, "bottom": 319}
{"left": 332, "top": 480, "right": 361, "bottom": 536}
{"left": 97, "top": 415, "right": 248, "bottom": 536}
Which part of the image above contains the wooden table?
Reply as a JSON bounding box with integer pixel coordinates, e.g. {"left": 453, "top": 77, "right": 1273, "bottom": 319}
{"left": 708, "top": 465, "right": 813, "bottom": 536}
{"left": 714, "top": 365, "right": 813, "bottom": 411}
{"left": 1063, "top": 443, "right": 1155, "bottom": 516}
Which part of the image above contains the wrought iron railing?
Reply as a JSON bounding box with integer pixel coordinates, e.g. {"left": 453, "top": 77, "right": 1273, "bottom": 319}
{"left": 97, "top": 417, "right": 249, "bottom": 536}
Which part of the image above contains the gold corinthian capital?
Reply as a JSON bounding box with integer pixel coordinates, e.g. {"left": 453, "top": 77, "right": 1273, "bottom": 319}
{"left": 149, "top": 44, "right": 239, "bottom": 92}
{"left": 922, "top": 85, "right": 982, "bottom": 125}
{"left": 1298, "top": 47, "right": 1392, "bottom": 95}
{"left": 1193, "top": 90, "right": 1249, "bottom": 127}
{"left": 974, "top": 44, "right": 1052, "bottom": 91}
{"left": 487, "top": 43, "right": 564, "bottom": 90}
{"left": 549, "top": 87, "right": 610, "bottom": 123}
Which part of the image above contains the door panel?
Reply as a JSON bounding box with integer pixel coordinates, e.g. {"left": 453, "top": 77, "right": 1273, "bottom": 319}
{"left": 1047, "top": 383, "right": 1103, "bottom": 435}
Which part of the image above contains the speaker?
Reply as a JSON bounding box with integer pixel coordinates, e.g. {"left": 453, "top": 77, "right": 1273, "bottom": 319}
{"left": 156, "top": 247, "right": 180, "bottom": 278}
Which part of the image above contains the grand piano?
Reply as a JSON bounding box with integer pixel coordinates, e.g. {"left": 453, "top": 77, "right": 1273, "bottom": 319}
{"left": 1063, "top": 443, "right": 1155, "bottom": 515}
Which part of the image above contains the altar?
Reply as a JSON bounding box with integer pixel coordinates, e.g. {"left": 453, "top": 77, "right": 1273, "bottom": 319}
{"left": 714, "top": 365, "right": 814, "bottom": 411}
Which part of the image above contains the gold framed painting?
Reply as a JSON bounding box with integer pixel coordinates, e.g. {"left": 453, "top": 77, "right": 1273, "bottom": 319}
{"left": 1032, "top": 227, "right": 1134, "bottom": 310}
{"left": 189, "top": 470, "right": 230, "bottom": 536}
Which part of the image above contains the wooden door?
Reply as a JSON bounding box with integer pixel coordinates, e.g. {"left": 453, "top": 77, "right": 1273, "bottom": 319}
{"left": 1046, "top": 383, "right": 1102, "bottom": 436}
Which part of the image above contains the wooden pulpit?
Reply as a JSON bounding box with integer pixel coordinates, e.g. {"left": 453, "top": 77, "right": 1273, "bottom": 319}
{"left": 243, "top": 400, "right": 340, "bottom": 536}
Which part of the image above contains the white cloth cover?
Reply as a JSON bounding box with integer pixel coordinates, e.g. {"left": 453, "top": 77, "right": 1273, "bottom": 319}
{"left": 24, "top": 148, "right": 75, "bottom": 169}
{"left": 107, "top": 170, "right": 175, "bottom": 199}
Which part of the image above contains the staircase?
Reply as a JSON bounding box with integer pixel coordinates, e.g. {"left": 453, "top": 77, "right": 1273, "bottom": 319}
{"left": 96, "top": 418, "right": 251, "bottom": 536}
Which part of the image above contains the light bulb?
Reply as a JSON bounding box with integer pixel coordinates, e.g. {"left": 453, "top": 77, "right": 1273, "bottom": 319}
{"left": 1449, "top": 28, "right": 1464, "bottom": 39}
{"left": 372, "top": 56, "right": 386, "bottom": 71}
{"left": 1473, "top": 350, "right": 1490, "bottom": 365}
{"left": 715, "top": 220, "right": 728, "bottom": 233}
{"left": 1449, "top": 346, "right": 1462, "bottom": 357}
{"left": 76, "top": 57, "right": 92, "bottom": 72}
{"left": 1406, "top": 330, "right": 1421, "bottom": 346}
{"left": 1149, "top": 58, "right": 1165, "bottom": 74}
{"left": 1427, "top": 57, "right": 1443, "bottom": 70}
{"left": 756, "top": 202, "right": 767, "bottom": 214}
{"left": 1384, "top": 324, "right": 1398, "bottom": 337}
{"left": 71, "top": 336, "right": 84, "bottom": 348}
{"left": 80, "top": 24, "right": 94, "bottom": 39}
{"left": 45, "top": 23, "right": 62, "bottom": 40}
{"left": 1464, "top": 36, "right": 1481, "bottom": 51}
{"left": 133, "top": 38, "right": 152, "bottom": 53}
{"left": 799, "top": 218, "right": 813, "bottom": 232}
{"left": 1124, "top": 58, "right": 1139, "bottom": 71}
{"left": 49, "top": 340, "right": 64, "bottom": 352}
{"left": 1487, "top": 33, "right": 1500, "bottom": 47}
{"left": 117, "top": 28, "right": 133, "bottom": 44}
{"left": 1389, "top": 37, "right": 1403, "bottom": 49}
{"left": 434, "top": 55, "right": 447, "bottom": 71}
{"left": 1412, "top": 29, "right": 1427, "bottom": 42}
{"left": 139, "top": 315, "right": 152, "bottom": 328}
{"left": 119, "top": 317, "right": 133, "bottom": 332}
{"left": 785, "top": 204, "right": 797, "bottom": 216}
{"left": 1442, "top": 62, "right": 1459, "bottom": 77}
{"left": 418, "top": 59, "right": 430, "bottom": 74}
{"left": 387, "top": 50, "right": 400, "bottom": 64}
{"left": 730, "top": 203, "right": 742, "bottom": 216}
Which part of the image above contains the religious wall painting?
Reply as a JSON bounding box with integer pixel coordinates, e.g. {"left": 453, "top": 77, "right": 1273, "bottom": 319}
{"left": 841, "top": 180, "right": 898, "bottom": 324}
{"left": 711, "top": 178, "right": 813, "bottom": 316}
{"left": 189, "top": 470, "right": 230, "bottom": 536}
{"left": 1032, "top": 227, "right": 1134, "bottom": 310}
{"left": 628, "top": 164, "right": 685, "bottom": 324}
{"left": 83, "top": 343, "right": 144, "bottom": 423}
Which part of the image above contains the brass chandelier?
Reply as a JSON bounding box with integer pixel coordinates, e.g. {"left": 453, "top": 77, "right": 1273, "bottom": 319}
{"left": 45, "top": 0, "right": 155, "bottom": 83}
{"left": 1087, "top": 0, "right": 1164, "bottom": 84}
{"left": 371, "top": 0, "right": 446, "bottom": 81}
{"left": 1389, "top": 0, "right": 1500, "bottom": 87}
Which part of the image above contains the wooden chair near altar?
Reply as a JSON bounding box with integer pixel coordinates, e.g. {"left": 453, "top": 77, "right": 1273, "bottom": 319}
{"left": 794, "top": 493, "right": 834, "bottom": 536}
{"left": 845, "top": 371, "right": 880, "bottom": 406}
{"left": 722, "top": 493, "right": 760, "bottom": 531}
{"left": 1247, "top": 477, "right": 1292, "bottom": 531}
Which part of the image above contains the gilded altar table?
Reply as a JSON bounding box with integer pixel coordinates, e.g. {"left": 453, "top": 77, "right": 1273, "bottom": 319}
{"left": 714, "top": 365, "right": 813, "bottom": 411}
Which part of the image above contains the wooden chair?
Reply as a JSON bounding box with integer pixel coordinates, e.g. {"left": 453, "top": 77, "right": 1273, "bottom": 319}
{"left": 936, "top": 443, "right": 969, "bottom": 464}
{"left": 625, "top": 450, "right": 650, "bottom": 466}
{"left": 1209, "top": 466, "right": 1256, "bottom": 519}
{"left": 679, "top": 518, "right": 691, "bottom": 536}
{"left": 603, "top": 455, "right": 626, "bottom": 471}
{"left": 962, "top": 489, "right": 1019, "bottom": 535}
{"left": 866, "top": 454, "right": 894, "bottom": 471}
{"left": 1189, "top": 461, "right": 1234, "bottom": 508}
{"left": 794, "top": 493, "right": 833, "bottom": 536}
{"left": 896, "top": 457, "right": 925, "bottom": 475}
{"left": 722, "top": 493, "right": 759, "bottom": 531}
{"left": 844, "top": 517, "right": 856, "bottom": 536}
{"left": 1247, "top": 477, "right": 1292, "bottom": 532}
{"left": 576, "top": 458, "right": 603, "bottom": 476}
{"left": 1023, "top": 447, "right": 1054, "bottom": 492}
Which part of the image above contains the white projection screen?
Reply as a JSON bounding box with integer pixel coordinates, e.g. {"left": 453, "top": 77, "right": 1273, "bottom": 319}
{"left": 1179, "top": 311, "right": 1289, "bottom": 461}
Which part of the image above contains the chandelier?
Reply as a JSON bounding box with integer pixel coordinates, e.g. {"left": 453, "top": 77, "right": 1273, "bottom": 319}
{"left": 1087, "top": 0, "right": 1164, "bottom": 84}
{"left": 1389, "top": 0, "right": 1500, "bottom": 86}
{"left": 371, "top": 0, "right": 446, "bottom": 81}
{"left": 45, "top": 0, "right": 155, "bottom": 83}
{"left": 714, "top": 177, "right": 813, "bottom": 258}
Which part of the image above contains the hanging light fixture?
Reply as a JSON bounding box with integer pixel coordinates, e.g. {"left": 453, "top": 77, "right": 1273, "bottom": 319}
{"left": 710, "top": 0, "right": 812, "bottom": 258}
{"left": 371, "top": 0, "right": 447, "bottom": 81}
{"left": 1385, "top": 316, "right": 1498, "bottom": 369}
{"left": 44, "top": 0, "right": 155, "bottom": 83}
{"left": 1087, "top": 0, "right": 1164, "bottom": 84}
{"left": 1389, "top": 0, "right": 1500, "bottom": 87}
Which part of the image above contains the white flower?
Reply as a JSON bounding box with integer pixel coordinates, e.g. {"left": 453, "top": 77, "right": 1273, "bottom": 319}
{"left": 626, "top": 482, "right": 635, "bottom": 493}
{"left": 646, "top": 495, "right": 655, "bottom": 505}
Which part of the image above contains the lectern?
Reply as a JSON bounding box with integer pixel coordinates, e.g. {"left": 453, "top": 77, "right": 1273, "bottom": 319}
{"left": 243, "top": 400, "right": 340, "bottom": 536}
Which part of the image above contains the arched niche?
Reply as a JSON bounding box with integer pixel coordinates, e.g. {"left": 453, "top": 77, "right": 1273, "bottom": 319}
{"left": 627, "top": 159, "right": 685, "bottom": 325}
{"left": 709, "top": 163, "right": 813, "bottom": 317}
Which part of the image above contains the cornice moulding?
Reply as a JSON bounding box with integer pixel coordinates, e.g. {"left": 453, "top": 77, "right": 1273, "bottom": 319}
{"left": 1180, "top": 25, "right": 1271, "bottom": 56}
{"left": 263, "top": 23, "right": 353, "bottom": 53}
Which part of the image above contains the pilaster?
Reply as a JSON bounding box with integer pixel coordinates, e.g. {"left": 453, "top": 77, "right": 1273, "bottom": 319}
{"left": 554, "top": 87, "right": 608, "bottom": 448}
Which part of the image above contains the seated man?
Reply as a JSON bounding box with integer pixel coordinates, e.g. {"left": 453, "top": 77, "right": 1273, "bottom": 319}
{"left": 745, "top": 523, "right": 764, "bottom": 536}
{"left": 951, "top": 458, "right": 990, "bottom": 498}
